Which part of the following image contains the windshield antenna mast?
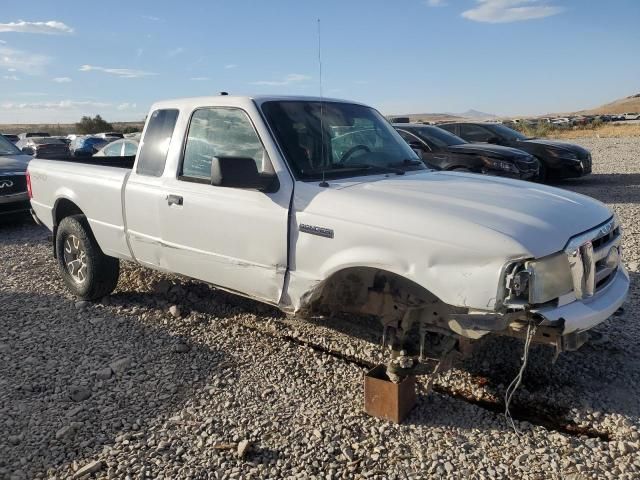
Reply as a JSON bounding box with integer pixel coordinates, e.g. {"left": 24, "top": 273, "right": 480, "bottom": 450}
{"left": 317, "top": 18, "right": 329, "bottom": 188}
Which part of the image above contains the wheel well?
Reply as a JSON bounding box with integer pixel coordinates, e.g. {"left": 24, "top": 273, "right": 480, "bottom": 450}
{"left": 300, "top": 267, "right": 443, "bottom": 322}
{"left": 54, "top": 199, "right": 85, "bottom": 226}
{"left": 51, "top": 199, "right": 86, "bottom": 258}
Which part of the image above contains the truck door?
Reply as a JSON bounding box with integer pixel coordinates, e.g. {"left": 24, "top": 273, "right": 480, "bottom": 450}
{"left": 159, "top": 106, "right": 290, "bottom": 305}
{"left": 124, "top": 108, "right": 179, "bottom": 268}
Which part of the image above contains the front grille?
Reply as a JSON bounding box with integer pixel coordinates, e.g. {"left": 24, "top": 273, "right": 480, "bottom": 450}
{"left": 566, "top": 217, "right": 621, "bottom": 299}
{"left": 0, "top": 173, "right": 27, "bottom": 196}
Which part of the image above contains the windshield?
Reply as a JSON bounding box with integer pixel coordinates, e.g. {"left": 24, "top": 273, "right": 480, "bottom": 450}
{"left": 0, "top": 134, "right": 21, "bottom": 155}
{"left": 413, "top": 126, "right": 467, "bottom": 147}
{"left": 488, "top": 124, "right": 528, "bottom": 141}
{"left": 33, "top": 138, "right": 64, "bottom": 145}
{"left": 262, "top": 101, "right": 424, "bottom": 180}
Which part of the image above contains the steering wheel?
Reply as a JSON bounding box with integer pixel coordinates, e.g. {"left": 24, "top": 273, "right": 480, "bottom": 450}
{"left": 339, "top": 144, "right": 371, "bottom": 163}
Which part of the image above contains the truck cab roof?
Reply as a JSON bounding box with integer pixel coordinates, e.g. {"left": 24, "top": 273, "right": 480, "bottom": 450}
{"left": 149, "top": 95, "right": 367, "bottom": 112}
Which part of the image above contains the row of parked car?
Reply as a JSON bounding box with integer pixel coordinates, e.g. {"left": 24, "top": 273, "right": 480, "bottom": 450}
{"left": 504, "top": 112, "right": 639, "bottom": 128}
{"left": 393, "top": 120, "right": 591, "bottom": 181}
{"left": 1, "top": 131, "right": 140, "bottom": 159}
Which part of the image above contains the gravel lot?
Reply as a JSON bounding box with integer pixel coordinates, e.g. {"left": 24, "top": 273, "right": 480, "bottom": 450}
{"left": 1, "top": 136, "right": 639, "bottom": 479}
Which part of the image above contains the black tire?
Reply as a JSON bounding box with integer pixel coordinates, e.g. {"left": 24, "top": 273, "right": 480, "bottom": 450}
{"left": 536, "top": 161, "right": 548, "bottom": 183}
{"left": 55, "top": 214, "right": 120, "bottom": 300}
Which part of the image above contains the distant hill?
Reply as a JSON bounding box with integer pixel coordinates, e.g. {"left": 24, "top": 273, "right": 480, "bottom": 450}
{"left": 0, "top": 121, "right": 144, "bottom": 136}
{"left": 391, "top": 108, "right": 498, "bottom": 123}
{"left": 580, "top": 93, "right": 640, "bottom": 115}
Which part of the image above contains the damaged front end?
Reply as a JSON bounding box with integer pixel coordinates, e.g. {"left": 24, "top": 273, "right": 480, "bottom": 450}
{"left": 297, "top": 217, "right": 628, "bottom": 381}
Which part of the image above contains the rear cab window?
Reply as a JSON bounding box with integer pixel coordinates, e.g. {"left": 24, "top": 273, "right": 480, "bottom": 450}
{"left": 136, "top": 109, "right": 179, "bottom": 176}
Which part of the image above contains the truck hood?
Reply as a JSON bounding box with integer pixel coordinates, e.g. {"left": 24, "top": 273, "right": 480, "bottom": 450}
{"left": 299, "top": 171, "right": 611, "bottom": 258}
{"left": 0, "top": 154, "right": 31, "bottom": 173}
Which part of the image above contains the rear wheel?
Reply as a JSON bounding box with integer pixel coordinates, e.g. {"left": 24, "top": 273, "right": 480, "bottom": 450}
{"left": 55, "top": 215, "right": 120, "bottom": 300}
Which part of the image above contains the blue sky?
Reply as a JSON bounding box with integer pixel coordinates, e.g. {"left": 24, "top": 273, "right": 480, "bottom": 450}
{"left": 0, "top": 0, "right": 638, "bottom": 123}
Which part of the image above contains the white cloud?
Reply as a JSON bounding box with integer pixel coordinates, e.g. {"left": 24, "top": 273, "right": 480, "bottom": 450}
{"left": 462, "top": 0, "right": 564, "bottom": 23}
{"left": 117, "top": 102, "right": 137, "bottom": 110}
{"left": 224, "top": 64, "right": 238, "bottom": 69}
{"left": 52, "top": 77, "right": 71, "bottom": 83}
{"left": 1, "top": 100, "right": 111, "bottom": 110}
{"left": 142, "top": 15, "right": 162, "bottom": 22}
{"left": 136, "top": 48, "right": 144, "bottom": 57}
{"left": 167, "top": 47, "right": 184, "bottom": 57}
{"left": 3, "top": 75, "right": 19, "bottom": 80}
{"left": 79, "top": 64, "right": 157, "bottom": 78}
{"left": 0, "top": 46, "right": 50, "bottom": 74}
{"left": 426, "top": 0, "right": 447, "bottom": 6}
{"left": 0, "top": 40, "right": 6, "bottom": 44}
{"left": 0, "top": 20, "right": 73, "bottom": 34}
{"left": 190, "top": 77, "right": 210, "bottom": 81}
{"left": 251, "top": 73, "right": 311, "bottom": 86}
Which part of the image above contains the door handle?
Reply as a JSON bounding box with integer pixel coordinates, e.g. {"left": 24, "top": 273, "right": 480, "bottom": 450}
{"left": 167, "top": 194, "right": 183, "bottom": 206}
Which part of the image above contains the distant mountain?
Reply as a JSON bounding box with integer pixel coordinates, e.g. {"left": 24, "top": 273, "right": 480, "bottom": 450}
{"left": 457, "top": 109, "right": 499, "bottom": 120}
{"left": 391, "top": 109, "right": 498, "bottom": 123}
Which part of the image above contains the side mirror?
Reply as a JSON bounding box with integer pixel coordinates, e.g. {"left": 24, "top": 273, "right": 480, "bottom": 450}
{"left": 21, "top": 147, "right": 35, "bottom": 155}
{"left": 210, "top": 156, "right": 277, "bottom": 191}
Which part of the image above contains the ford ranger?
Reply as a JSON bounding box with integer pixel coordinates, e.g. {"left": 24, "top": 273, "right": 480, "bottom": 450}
{"left": 27, "top": 95, "right": 629, "bottom": 372}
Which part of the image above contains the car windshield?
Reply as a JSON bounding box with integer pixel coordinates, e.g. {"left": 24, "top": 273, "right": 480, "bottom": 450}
{"left": 33, "top": 138, "right": 64, "bottom": 145}
{"left": 413, "top": 126, "right": 467, "bottom": 147}
{"left": 262, "top": 100, "right": 424, "bottom": 180}
{"left": 488, "top": 124, "right": 528, "bottom": 141}
{"left": 0, "top": 134, "right": 21, "bottom": 155}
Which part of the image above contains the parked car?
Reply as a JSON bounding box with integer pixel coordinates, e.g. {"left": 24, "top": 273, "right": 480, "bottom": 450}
{"left": 70, "top": 136, "right": 110, "bottom": 157}
{"left": 18, "top": 132, "right": 50, "bottom": 139}
{"left": 0, "top": 134, "right": 32, "bottom": 218}
{"left": 16, "top": 137, "right": 71, "bottom": 159}
{"left": 94, "top": 138, "right": 139, "bottom": 157}
{"left": 440, "top": 122, "right": 592, "bottom": 181}
{"left": 623, "top": 112, "right": 640, "bottom": 121}
{"left": 96, "top": 132, "right": 125, "bottom": 139}
{"left": 28, "top": 95, "right": 627, "bottom": 373}
{"left": 394, "top": 123, "right": 539, "bottom": 180}
{"left": 2, "top": 133, "right": 19, "bottom": 144}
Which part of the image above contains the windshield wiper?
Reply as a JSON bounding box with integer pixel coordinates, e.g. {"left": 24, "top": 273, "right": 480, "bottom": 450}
{"left": 388, "top": 159, "right": 424, "bottom": 168}
{"left": 303, "top": 163, "right": 406, "bottom": 176}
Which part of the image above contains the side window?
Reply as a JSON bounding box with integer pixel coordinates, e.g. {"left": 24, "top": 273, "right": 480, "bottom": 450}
{"left": 103, "top": 142, "right": 123, "bottom": 156}
{"left": 397, "top": 130, "right": 430, "bottom": 151}
{"left": 180, "top": 108, "right": 270, "bottom": 182}
{"left": 460, "top": 124, "right": 493, "bottom": 142}
{"left": 136, "top": 109, "right": 179, "bottom": 176}
{"left": 124, "top": 141, "right": 138, "bottom": 156}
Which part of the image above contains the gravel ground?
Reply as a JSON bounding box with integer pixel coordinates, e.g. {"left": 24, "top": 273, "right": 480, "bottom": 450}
{"left": 1, "top": 136, "right": 639, "bottom": 479}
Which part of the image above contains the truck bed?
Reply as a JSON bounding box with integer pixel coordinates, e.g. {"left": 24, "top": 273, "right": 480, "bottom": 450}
{"left": 29, "top": 158, "right": 134, "bottom": 261}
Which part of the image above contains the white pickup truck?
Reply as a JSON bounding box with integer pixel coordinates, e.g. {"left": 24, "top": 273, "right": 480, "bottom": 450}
{"left": 28, "top": 95, "right": 628, "bottom": 365}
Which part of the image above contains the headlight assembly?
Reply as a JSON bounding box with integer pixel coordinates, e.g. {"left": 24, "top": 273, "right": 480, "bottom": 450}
{"left": 549, "top": 150, "right": 579, "bottom": 161}
{"left": 505, "top": 252, "right": 574, "bottom": 305}
{"left": 482, "top": 157, "right": 519, "bottom": 173}
{"left": 527, "top": 252, "right": 574, "bottom": 304}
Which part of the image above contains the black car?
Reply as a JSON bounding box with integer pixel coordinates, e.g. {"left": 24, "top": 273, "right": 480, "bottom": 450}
{"left": 16, "top": 137, "right": 71, "bottom": 159}
{"left": 0, "top": 135, "right": 32, "bottom": 218}
{"left": 439, "top": 122, "right": 592, "bottom": 181}
{"left": 2, "top": 133, "right": 19, "bottom": 144}
{"left": 394, "top": 123, "right": 539, "bottom": 180}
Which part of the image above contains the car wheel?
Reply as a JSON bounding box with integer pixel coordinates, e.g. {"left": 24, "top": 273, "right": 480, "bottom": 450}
{"left": 55, "top": 214, "right": 120, "bottom": 300}
{"left": 536, "top": 161, "right": 548, "bottom": 183}
{"left": 451, "top": 167, "right": 471, "bottom": 172}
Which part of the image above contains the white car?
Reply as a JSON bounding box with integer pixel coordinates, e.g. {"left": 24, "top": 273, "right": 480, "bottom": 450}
{"left": 27, "top": 95, "right": 628, "bottom": 370}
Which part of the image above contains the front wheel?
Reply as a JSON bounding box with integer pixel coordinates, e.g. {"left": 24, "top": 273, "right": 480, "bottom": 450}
{"left": 55, "top": 215, "right": 120, "bottom": 300}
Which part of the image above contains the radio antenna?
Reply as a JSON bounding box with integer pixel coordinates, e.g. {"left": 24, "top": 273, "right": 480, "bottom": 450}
{"left": 318, "top": 18, "right": 329, "bottom": 188}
